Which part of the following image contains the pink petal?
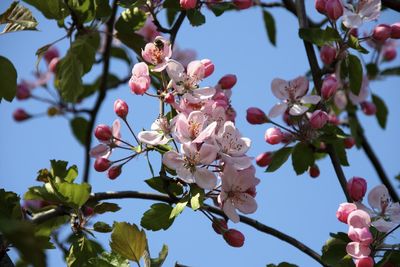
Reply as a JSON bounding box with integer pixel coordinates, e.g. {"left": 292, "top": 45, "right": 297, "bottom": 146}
{"left": 162, "top": 151, "right": 183, "bottom": 170}
{"left": 271, "top": 78, "right": 288, "bottom": 100}
{"left": 187, "top": 60, "right": 205, "bottom": 81}
{"left": 132, "top": 62, "right": 149, "bottom": 76}
{"left": 347, "top": 209, "right": 371, "bottom": 228}
{"left": 368, "top": 185, "right": 389, "bottom": 210}
{"left": 198, "top": 143, "right": 218, "bottom": 165}
{"left": 194, "top": 168, "right": 217, "bottom": 190}
{"left": 89, "top": 144, "right": 110, "bottom": 158}
{"left": 373, "top": 218, "right": 397, "bottom": 233}
{"left": 222, "top": 200, "right": 240, "bottom": 223}
{"left": 234, "top": 193, "right": 257, "bottom": 214}
{"left": 346, "top": 242, "right": 371, "bottom": 259}
{"left": 112, "top": 119, "right": 121, "bottom": 141}
{"left": 236, "top": 166, "right": 260, "bottom": 191}
{"left": 292, "top": 76, "right": 309, "bottom": 98}
{"left": 193, "top": 87, "right": 216, "bottom": 100}
{"left": 138, "top": 131, "right": 164, "bottom": 145}
{"left": 220, "top": 154, "right": 253, "bottom": 170}
{"left": 176, "top": 165, "right": 195, "bottom": 184}
{"left": 193, "top": 121, "right": 217, "bottom": 143}
{"left": 268, "top": 102, "right": 288, "bottom": 118}
{"left": 300, "top": 95, "right": 321, "bottom": 104}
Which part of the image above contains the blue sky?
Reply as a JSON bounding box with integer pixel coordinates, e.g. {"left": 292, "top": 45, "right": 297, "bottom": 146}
{"left": 1, "top": 1, "right": 399, "bottom": 266}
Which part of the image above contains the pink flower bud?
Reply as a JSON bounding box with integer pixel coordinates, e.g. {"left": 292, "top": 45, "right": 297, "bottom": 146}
{"left": 383, "top": 47, "right": 397, "bottom": 61}
{"left": 336, "top": 202, "right": 357, "bottom": 223}
{"left": 108, "top": 165, "right": 122, "bottom": 180}
{"left": 391, "top": 22, "right": 400, "bottom": 39}
{"left": 246, "top": 107, "right": 268, "bottom": 124}
{"left": 164, "top": 92, "right": 175, "bottom": 104}
{"left": 347, "top": 177, "right": 367, "bottom": 201}
{"left": 233, "top": 0, "right": 252, "bottom": 10}
{"left": 223, "top": 229, "right": 245, "bottom": 247}
{"left": 321, "top": 75, "right": 339, "bottom": 99}
{"left": 16, "top": 83, "right": 31, "bottom": 100}
{"left": 264, "top": 127, "right": 283, "bottom": 145}
{"left": 309, "top": 165, "right": 320, "bottom": 178}
{"left": 355, "top": 257, "right": 374, "bottom": 267}
{"left": 114, "top": 99, "right": 129, "bottom": 119}
{"left": 348, "top": 209, "right": 371, "bottom": 228}
{"left": 180, "top": 0, "right": 197, "bottom": 9}
{"left": 328, "top": 114, "right": 340, "bottom": 125}
{"left": 94, "top": 158, "right": 111, "bottom": 172}
{"left": 212, "top": 218, "right": 228, "bottom": 235}
{"left": 256, "top": 152, "right": 272, "bottom": 167}
{"left": 361, "top": 101, "right": 376, "bottom": 116}
{"left": 281, "top": 132, "right": 294, "bottom": 144}
{"left": 325, "top": 0, "right": 343, "bottom": 20}
{"left": 309, "top": 110, "right": 329, "bottom": 129}
{"left": 48, "top": 57, "right": 59, "bottom": 73}
{"left": 44, "top": 46, "right": 59, "bottom": 64}
{"left": 344, "top": 137, "right": 355, "bottom": 149}
{"left": 95, "top": 124, "right": 113, "bottom": 141}
{"left": 218, "top": 74, "right": 237, "bottom": 89}
{"left": 13, "top": 108, "right": 31, "bottom": 122}
{"left": 372, "top": 24, "right": 392, "bottom": 42}
{"left": 201, "top": 59, "right": 214, "bottom": 78}
{"left": 315, "top": 0, "right": 327, "bottom": 14}
{"left": 348, "top": 226, "right": 373, "bottom": 244}
{"left": 320, "top": 45, "right": 336, "bottom": 65}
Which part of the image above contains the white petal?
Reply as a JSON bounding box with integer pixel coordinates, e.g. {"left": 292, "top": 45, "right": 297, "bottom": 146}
{"left": 194, "top": 168, "right": 217, "bottom": 190}
{"left": 162, "top": 151, "right": 184, "bottom": 170}
{"left": 289, "top": 104, "right": 308, "bottom": 116}
{"left": 268, "top": 103, "right": 287, "bottom": 118}
{"left": 300, "top": 95, "right": 321, "bottom": 105}
{"left": 166, "top": 59, "right": 185, "bottom": 83}
{"left": 138, "top": 131, "right": 164, "bottom": 145}
{"left": 271, "top": 78, "right": 289, "bottom": 100}
{"left": 372, "top": 218, "right": 396, "bottom": 233}
{"left": 368, "top": 185, "right": 389, "bottom": 210}
{"left": 222, "top": 200, "right": 240, "bottom": 223}
{"left": 234, "top": 193, "right": 257, "bottom": 214}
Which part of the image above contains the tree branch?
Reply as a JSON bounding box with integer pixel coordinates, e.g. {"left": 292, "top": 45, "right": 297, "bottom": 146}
{"left": 382, "top": 0, "right": 400, "bottom": 12}
{"left": 31, "top": 190, "right": 326, "bottom": 266}
{"left": 327, "top": 145, "right": 352, "bottom": 202}
{"left": 281, "top": 0, "right": 327, "bottom": 29}
{"left": 82, "top": 0, "right": 119, "bottom": 183}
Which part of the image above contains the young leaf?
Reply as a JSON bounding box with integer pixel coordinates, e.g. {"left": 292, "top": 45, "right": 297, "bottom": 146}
{"left": 298, "top": 27, "right": 340, "bottom": 46}
{"left": 0, "top": 189, "right": 22, "bottom": 220}
{"left": 190, "top": 185, "right": 204, "bottom": 210}
{"left": 22, "top": 0, "right": 69, "bottom": 20}
{"left": 266, "top": 147, "right": 293, "bottom": 172}
{"left": 93, "top": 221, "right": 113, "bottom": 233}
{"left": 70, "top": 117, "right": 89, "bottom": 146}
{"left": 115, "top": 7, "right": 147, "bottom": 34}
{"left": 187, "top": 9, "right": 205, "bottom": 27}
{"left": 55, "top": 182, "right": 91, "bottom": 208}
{"left": 348, "top": 54, "right": 363, "bottom": 95}
{"left": 93, "top": 202, "right": 121, "bottom": 214}
{"left": 291, "top": 142, "right": 314, "bottom": 175}
{"left": 67, "top": 236, "right": 103, "bottom": 267}
{"left": 0, "top": 55, "right": 17, "bottom": 102}
{"left": 262, "top": 10, "right": 276, "bottom": 46}
{"left": 347, "top": 35, "right": 369, "bottom": 54}
{"left": 372, "top": 94, "right": 388, "bottom": 129}
{"left": 88, "top": 252, "right": 130, "bottom": 267}
{"left": 169, "top": 197, "right": 188, "bottom": 219}
{"left": 110, "top": 222, "right": 147, "bottom": 263}
{"left": 366, "top": 63, "right": 379, "bottom": 79}
{"left": 1, "top": 2, "right": 38, "bottom": 34}
{"left": 141, "top": 203, "right": 174, "bottom": 231}
{"left": 149, "top": 244, "right": 168, "bottom": 267}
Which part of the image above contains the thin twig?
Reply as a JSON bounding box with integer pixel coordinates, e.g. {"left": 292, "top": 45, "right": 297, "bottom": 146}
{"left": 31, "top": 190, "right": 326, "bottom": 266}
{"left": 82, "top": 0, "right": 119, "bottom": 183}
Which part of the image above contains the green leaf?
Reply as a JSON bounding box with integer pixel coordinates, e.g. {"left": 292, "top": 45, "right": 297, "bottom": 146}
{"left": 209, "top": 2, "right": 235, "bottom": 16}
{"left": 93, "top": 221, "right": 113, "bottom": 233}
{"left": 35, "top": 215, "right": 69, "bottom": 236}
{"left": 190, "top": 185, "right": 204, "bottom": 210}
{"left": 24, "top": 184, "right": 66, "bottom": 203}
{"left": 141, "top": 203, "right": 174, "bottom": 231}
{"left": 0, "top": 55, "right": 17, "bottom": 102}
{"left": 70, "top": 117, "right": 89, "bottom": 146}
{"left": 0, "top": 2, "right": 38, "bottom": 34}
{"left": 166, "top": 8, "right": 178, "bottom": 26}
{"left": 0, "top": 189, "right": 22, "bottom": 220}
{"left": 88, "top": 252, "right": 130, "bottom": 267}
{"left": 262, "top": 10, "right": 276, "bottom": 46}
{"left": 321, "top": 232, "right": 355, "bottom": 267}
{"left": 291, "top": 142, "right": 314, "bottom": 175}
{"left": 149, "top": 245, "right": 168, "bottom": 267}
{"left": 115, "top": 7, "right": 147, "bottom": 34}
{"left": 67, "top": 0, "right": 95, "bottom": 24}
{"left": 266, "top": 263, "right": 298, "bottom": 267}
{"left": 145, "top": 176, "right": 183, "bottom": 196}
{"left": 187, "top": 9, "right": 205, "bottom": 27}
{"left": 163, "top": 0, "right": 180, "bottom": 9}
{"left": 110, "top": 47, "right": 131, "bottom": 66}
{"left": 381, "top": 66, "right": 400, "bottom": 76}
{"left": 366, "top": 63, "right": 379, "bottom": 80}
{"left": 22, "top": 0, "right": 69, "bottom": 20}
{"left": 266, "top": 147, "right": 293, "bottom": 172}
{"left": 348, "top": 54, "right": 363, "bottom": 95}
{"left": 169, "top": 196, "right": 188, "bottom": 219}
{"left": 110, "top": 222, "right": 147, "bottom": 263}
{"left": 371, "top": 94, "right": 388, "bottom": 129}
{"left": 298, "top": 27, "right": 340, "bottom": 46}
{"left": 347, "top": 35, "right": 369, "bottom": 54}
{"left": 67, "top": 236, "right": 103, "bottom": 267}
{"left": 376, "top": 250, "right": 400, "bottom": 267}
{"left": 55, "top": 182, "right": 91, "bottom": 208}
{"left": 116, "top": 30, "right": 146, "bottom": 55}
{"left": 94, "top": 0, "right": 112, "bottom": 19}
{"left": 93, "top": 202, "right": 121, "bottom": 214}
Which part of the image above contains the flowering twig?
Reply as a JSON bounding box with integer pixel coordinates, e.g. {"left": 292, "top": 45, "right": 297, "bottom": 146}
{"left": 30, "top": 190, "right": 326, "bottom": 266}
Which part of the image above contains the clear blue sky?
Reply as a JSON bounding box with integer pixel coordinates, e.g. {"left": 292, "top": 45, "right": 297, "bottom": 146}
{"left": 1, "top": 1, "right": 399, "bottom": 266}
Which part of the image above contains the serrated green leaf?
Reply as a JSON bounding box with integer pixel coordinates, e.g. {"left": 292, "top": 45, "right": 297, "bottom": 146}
{"left": 94, "top": 0, "right": 111, "bottom": 19}
{"left": 262, "top": 10, "right": 276, "bottom": 46}
{"left": 169, "top": 197, "right": 188, "bottom": 219}
{"left": 67, "top": 236, "right": 103, "bottom": 267}
{"left": 291, "top": 142, "right": 314, "bottom": 175}
{"left": 187, "top": 9, "right": 205, "bottom": 27}
{"left": 1, "top": 2, "right": 38, "bottom": 34}
{"left": 166, "top": 8, "right": 178, "bottom": 26}
{"left": 348, "top": 54, "right": 363, "bottom": 95}
{"left": 93, "top": 202, "right": 121, "bottom": 214}
{"left": 88, "top": 252, "right": 130, "bottom": 267}
{"left": 24, "top": 184, "right": 66, "bottom": 203}
{"left": 35, "top": 215, "right": 69, "bottom": 236}
{"left": 141, "top": 203, "right": 174, "bottom": 231}
{"left": 93, "top": 221, "right": 113, "bottom": 233}
{"left": 298, "top": 27, "right": 340, "bottom": 46}
{"left": 70, "top": 117, "right": 89, "bottom": 146}
{"left": 347, "top": 35, "right": 369, "bottom": 54}
{"left": 110, "top": 222, "right": 147, "bottom": 263}
{"left": 0, "top": 55, "right": 17, "bottom": 102}
{"left": 145, "top": 176, "right": 183, "bottom": 196}
{"left": 22, "top": 0, "right": 69, "bottom": 20}
{"left": 115, "top": 7, "right": 147, "bottom": 34}
{"left": 55, "top": 182, "right": 91, "bottom": 208}
{"left": 372, "top": 94, "right": 388, "bottom": 129}
{"left": 266, "top": 147, "right": 293, "bottom": 172}
{"left": 163, "top": 0, "right": 180, "bottom": 9}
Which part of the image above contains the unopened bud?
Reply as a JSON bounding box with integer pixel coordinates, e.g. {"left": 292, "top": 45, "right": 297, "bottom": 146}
{"left": 212, "top": 218, "right": 228, "bottom": 235}
{"left": 246, "top": 107, "right": 268, "bottom": 124}
{"left": 218, "top": 74, "right": 237, "bottom": 90}
{"left": 347, "top": 177, "right": 367, "bottom": 201}
{"left": 255, "top": 152, "right": 272, "bottom": 167}
{"left": 44, "top": 46, "right": 60, "bottom": 64}
{"left": 320, "top": 45, "right": 336, "bottom": 65}
{"left": 13, "top": 108, "right": 31, "bottom": 122}
{"left": 372, "top": 24, "right": 392, "bottom": 42}
{"left": 94, "top": 157, "right": 111, "bottom": 172}
{"left": 309, "top": 110, "right": 329, "bottom": 129}
{"left": 95, "top": 124, "right": 113, "bottom": 141}
{"left": 48, "top": 57, "right": 59, "bottom": 73}
{"left": 321, "top": 75, "right": 339, "bottom": 99}
{"left": 108, "top": 165, "right": 122, "bottom": 180}
{"left": 180, "top": 0, "right": 197, "bottom": 9}
{"left": 336, "top": 202, "right": 357, "bottom": 223}
{"left": 361, "top": 101, "right": 376, "bottom": 116}
{"left": 391, "top": 22, "right": 400, "bottom": 39}
{"left": 315, "top": 0, "right": 327, "bottom": 14}
{"left": 233, "top": 0, "right": 252, "bottom": 10}
{"left": 16, "top": 83, "right": 31, "bottom": 100}
{"left": 201, "top": 59, "right": 214, "bottom": 78}
{"left": 344, "top": 137, "right": 355, "bottom": 149}
{"left": 114, "top": 99, "right": 129, "bottom": 119}
{"left": 309, "top": 165, "right": 320, "bottom": 178}
{"left": 223, "top": 229, "right": 245, "bottom": 247}
{"left": 264, "top": 127, "right": 283, "bottom": 145}
{"left": 325, "top": 0, "right": 343, "bottom": 20}
{"left": 164, "top": 92, "right": 175, "bottom": 104}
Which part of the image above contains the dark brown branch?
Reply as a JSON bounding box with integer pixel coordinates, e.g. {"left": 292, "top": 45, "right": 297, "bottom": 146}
{"left": 281, "top": 0, "right": 327, "bottom": 29}
{"left": 82, "top": 0, "right": 119, "bottom": 183}
{"left": 170, "top": 11, "right": 187, "bottom": 48}
{"left": 31, "top": 191, "right": 325, "bottom": 266}
{"left": 382, "top": 0, "right": 400, "bottom": 12}
{"left": 327, "top": 145, "right": 352, "bottom": 202}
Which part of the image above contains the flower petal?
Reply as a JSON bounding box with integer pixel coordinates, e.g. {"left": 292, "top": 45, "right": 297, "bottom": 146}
{"left": 368, "top": 185, "right": 389, "bottom": 210}
{"left": 268, "top": 102, "right": 288, "bottom": 118}
{"left": 138, "top": 130, "right": 164, "bottom": 145}
{"left": 194, "top": 168, "right": 217, "bottom": 190}
{"left": 271, "top": 78, "right": 288, "bottom": 100}
{"left": 289, "top": 104, "right": 308, "bottom": 116}
{"left": 162, "top": 151, "right": 183, "bottom": 170}
{"left": 198, "top": 143, "right": 218, "bottom": 165}
{"left": 222, "top": 200, "right": 240, "bottom": 223}
{"left": 89, "top": 144, "right": 110, "bottom": 158}
{"left": 300, "top": 95, "right": 321, "bottom": 104}
{"left": 346, "top": 242, "right": 371, "bottom": 259}
{"left": 234, "top": 193, "right": 257, "bottom": 214}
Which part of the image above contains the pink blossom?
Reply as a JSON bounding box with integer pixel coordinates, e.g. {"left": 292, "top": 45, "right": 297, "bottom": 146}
{"left": 320, "top": 45, "right": 336, "bottom": 65}
{"left": 336, "top": 202, "right": 358, "bottom": 223}
{"left": 162, "top": 142, "right": 218, "bottom": 189}
{"left": 309, "top": 110, "right": 329, "bottom": 129}
{"left": 321, "top": 75, "right": 339, "bottom": 99}
{"left": 138, "top": 117, "right": 171, "bottom": 146}
{"left": 347, "top": 177, "right": 367, "bottom": 201}
{"left": 346, "top": 242, "right": 371, "bottom": 259}
{"left": 348, "top": 226, "right": 373, "bottom": 244}
{"left": 269, "top": 76, "right": 320, "bottom": 117}
{"left": 218, "top": 165, "right": 260, "bottom": 222}
{"left": 347, "top": 209, "right": 371, "bottom": 228}
{"left": 90, "top": 120, "right": 121, "bottom": 159}
{"left": 201, "top": 59, "right": 214, "bottom": 78}
{"left": 174, "top": 111, "right": 217, "bottom": 143}
{"left": 180, "top": 0, "right": 197, "bottom": 10}
{"left": 172, "top": 46, "right": 197, "bottom": 67}
{"left": 129, "top": 62, "right": 151, "bottom": 95}
{"left": 334, "top": 90, "right": 348, "bottom": 110}
{"left": 355, "top": 257, "right": 374, "bottom": 267}
{"left": 264, "top": 127, "right": 283, "bottom": 145}
{"left": 142, "top": 36, "right": 172, "bottom": 71}
{"left": 342, "top": 0, "right": 381, "bottom": 28}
